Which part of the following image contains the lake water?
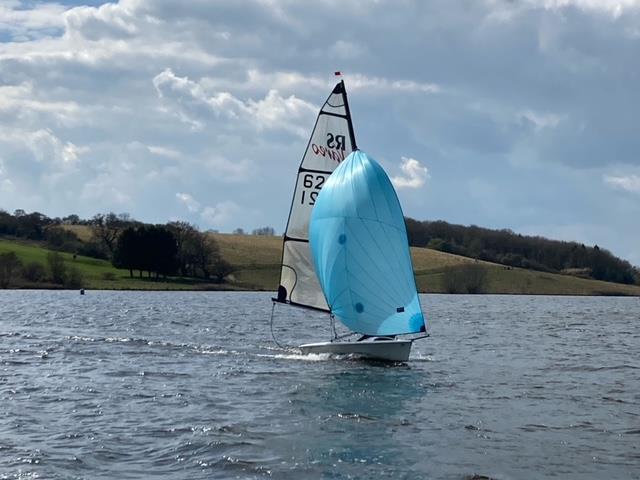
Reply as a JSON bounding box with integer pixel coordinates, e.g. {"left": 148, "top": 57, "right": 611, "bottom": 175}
{"left": 0, "top": 291, "right": 638, "bottom": 479}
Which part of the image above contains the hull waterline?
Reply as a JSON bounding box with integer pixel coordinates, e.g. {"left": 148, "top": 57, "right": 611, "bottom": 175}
{"left": 299, "top": 339, "right": 412, "bottom": 362}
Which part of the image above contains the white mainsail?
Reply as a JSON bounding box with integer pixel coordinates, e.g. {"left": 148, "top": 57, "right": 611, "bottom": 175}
{"left": 276, "top": 81, "right": 356, "bottom": 311}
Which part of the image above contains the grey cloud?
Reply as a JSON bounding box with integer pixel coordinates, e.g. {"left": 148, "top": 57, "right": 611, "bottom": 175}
{"left": 1, "top": 0, "right": 640, "bottom": 263}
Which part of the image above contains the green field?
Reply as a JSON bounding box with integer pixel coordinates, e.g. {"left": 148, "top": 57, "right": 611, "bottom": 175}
{"left": 211, "top": 233, "right": 640, "bottom": 296}
{"left": 2, "top": 233, "right": 640, "bottom": 295}
{"left": 0, "top": 238, "right": 233, "bottom": 290}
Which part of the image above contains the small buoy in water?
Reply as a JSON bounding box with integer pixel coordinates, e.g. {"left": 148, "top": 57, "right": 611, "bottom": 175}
{"left": 80, "top": 289, "right": 85, "bottom": 295}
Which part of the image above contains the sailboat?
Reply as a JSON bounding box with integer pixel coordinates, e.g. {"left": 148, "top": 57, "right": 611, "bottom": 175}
{"left": 273, "top": 80, "right": 427, "bottom": 362}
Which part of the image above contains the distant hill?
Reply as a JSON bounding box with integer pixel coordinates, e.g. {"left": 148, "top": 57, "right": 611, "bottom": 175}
{"left": 210, "top": 233, "right": 640, "bottom": 296}
{"left": 2, "top": 233, "right": 640, "bottom": 295}
{"left": 1, "top": 208, "right": 639, "bottom": 295}
{"left": 0, "top": 238, "right": 236, "bottom": 291}
{"left": 405, "top": 218, "right": 639, "bottom": 285}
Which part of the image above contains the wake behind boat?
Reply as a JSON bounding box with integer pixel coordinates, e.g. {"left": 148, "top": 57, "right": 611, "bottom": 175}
{"left": 272, "top": 79, "right": 427, "bottom": 362}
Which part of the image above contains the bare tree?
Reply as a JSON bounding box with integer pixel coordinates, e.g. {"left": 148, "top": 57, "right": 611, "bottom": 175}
{"left": 252, "top": 226, "right": 275, "bottom": 236}
{"left": 193, "top": 234, "right": 220, "bottom": 279}
{"left": 167, "top": 221, "right": 200, "bottom": 277}
{"left": 90, "top": 212, "right": 130, "bottom": 256}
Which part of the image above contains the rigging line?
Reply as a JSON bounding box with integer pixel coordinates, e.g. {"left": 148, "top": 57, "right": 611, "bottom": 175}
{"left": 330, "top": 313, "right": 338, "bottom": 340}
{"left": 269, "top": 301, "right": 288, "bottom": 350}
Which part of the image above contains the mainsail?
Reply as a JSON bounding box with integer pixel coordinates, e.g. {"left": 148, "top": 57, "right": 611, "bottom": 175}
{"left": 309, "top": 150, "right": 426, "bottom": 336}
{"left": 276, "top": 81, "right": 356, "bottom": 310}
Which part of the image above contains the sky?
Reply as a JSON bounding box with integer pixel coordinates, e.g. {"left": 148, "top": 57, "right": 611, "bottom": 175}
{"left": 1, "top": 0, "right": 639, "bottom": 266}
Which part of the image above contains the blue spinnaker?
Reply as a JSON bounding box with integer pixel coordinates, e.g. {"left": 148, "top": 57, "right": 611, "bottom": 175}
{"left": 309, "top": 150, "right": 426, "bottom": 336}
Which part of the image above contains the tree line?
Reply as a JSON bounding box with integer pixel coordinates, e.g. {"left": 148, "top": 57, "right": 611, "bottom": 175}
{"left": 83, "top": 214, "right": 235, "bottom": 282}
{"left": 2, "top": 208, "right": 638, "bottom": 286}
{"left": 112, "top": 222, "right": 232, "bottom": 282}
{"left": 405, "top": 218, "right": 639, "bottom": 285}
{"left": 0, "top": 210, "right": 243, "bottom": 285}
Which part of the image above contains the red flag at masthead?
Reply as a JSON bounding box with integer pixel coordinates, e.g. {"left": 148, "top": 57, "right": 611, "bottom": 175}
{"left": 334, "top": 71, "right": 342, "bottom": 76}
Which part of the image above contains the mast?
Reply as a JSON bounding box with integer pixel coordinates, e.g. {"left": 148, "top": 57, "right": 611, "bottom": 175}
{"left": 340, "top": 80, "right": 357, "bottom": 151}
{"left": 275, "top": 80, "right": 356, "bottom": 311}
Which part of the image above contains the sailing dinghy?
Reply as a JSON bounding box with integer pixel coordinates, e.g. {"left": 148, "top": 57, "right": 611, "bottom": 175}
{"left": 273, "top": 81, "right": 427, "bottom": 362}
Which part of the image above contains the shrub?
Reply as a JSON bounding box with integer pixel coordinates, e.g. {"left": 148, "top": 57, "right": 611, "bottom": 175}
{"left": 0, "top": 252, "right": 22, "bottom": 288}
{"left": 64, "top": 266, "right": 84, "bottom": 289}
{"left": 47, "top": 251, "right": 67, "bottom": 284}
{"left": 22, "top": 262, "right": 46, "bottom": 282}
{"left": 77, "top": 241, "right": 109, "bottom": 260}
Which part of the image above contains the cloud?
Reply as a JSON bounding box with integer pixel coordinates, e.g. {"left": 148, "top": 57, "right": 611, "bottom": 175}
{"left": 391, "top": 157, "right": 430, "bottom": 189}
{"left": 175, "top": 191, "right": 242, "bottom": 228}
{"left": 0, "top": 1, "right": 66, "bottom": 41}
{"left": 0, "top": 127, "right": 86, "bottom": 168}
{"left": 153, "top": 68, "right": 317, "bottom": 136}
{"left": 176, "top": 192, "right": 201, "bottom": 212}
{"left": 535, "top": 0, "right": 640, "bottom": 16}
{"left": 604, "top": 174, "right": 640, "bottom": 193}
{"left": 1, "top": 0, "right": 640, "bottom": 263}
{"left": 200, "top": 201, "right": 241, "bottom": 227}
{"left": 518, "top": 109, "right": 564, "bottom": 130}
{"left": 148, "top": 145, "right": 181, "bottom": 159}
{"left": 347, "top": 75, "right": 440, "bottom": 94}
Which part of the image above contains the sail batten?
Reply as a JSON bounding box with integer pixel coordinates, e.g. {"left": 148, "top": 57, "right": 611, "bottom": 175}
{"left": 309, "top": 150, "right": 426, "bottom": 336}
{"left": 277, "top": 81, "right": 356, "bottom": 311}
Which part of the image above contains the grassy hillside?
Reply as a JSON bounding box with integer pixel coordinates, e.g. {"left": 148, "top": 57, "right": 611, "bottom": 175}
{"left": 0, "top": 238, "right": 233, "bottom": 290}
{"left": 212, "top": 234, "right": 640, "bottom": 296}
{"left": 3, "top": 232, "right": 640, "bottom": 295}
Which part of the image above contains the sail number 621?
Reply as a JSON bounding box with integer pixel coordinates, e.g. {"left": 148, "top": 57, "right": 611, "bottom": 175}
{"left": 300, "top": 174, "right": 325, "bottom": 205}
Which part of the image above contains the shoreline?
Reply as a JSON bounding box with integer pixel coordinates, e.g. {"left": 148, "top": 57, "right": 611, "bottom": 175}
{"left": 2, "top": 286, "right": 639, "bottom": 297}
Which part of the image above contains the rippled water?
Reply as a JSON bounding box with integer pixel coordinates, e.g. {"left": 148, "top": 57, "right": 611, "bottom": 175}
{"left": 0, "top": 291, "right": 638, "bottom": 479}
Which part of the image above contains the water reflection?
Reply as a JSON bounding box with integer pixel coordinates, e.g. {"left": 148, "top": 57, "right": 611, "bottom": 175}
{"left": 268, "top": 364, "right": 429, "bottom": 478}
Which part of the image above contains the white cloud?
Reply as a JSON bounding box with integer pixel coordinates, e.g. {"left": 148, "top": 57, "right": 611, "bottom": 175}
{"left": 0, "top": 1, "right": 67, "bottom": 40}
{"left": 0, "top": 82, "right": 82, "bottom": 127}
{"left": 64, "top": 2, "right": 139, "bottom": 40}
{"left": 391, "top": 157, "right": 430, "bottom": 189}
{"left": 148, "top": 145, "right": 181, "bottom": 158}
{"left": 535, "top": 0, "right": 640, "bottom": 16}
{"left": 176, "top": 192, "right": 242, "bottom": 228}
{"left": 153, "top": 68, "right": 317, "bottom": 137}
{"left": 347, "top": 75, "right": 440, "bottom": 94}
{"left": 176, "top": 192, "right": 201, "bottom": 213}
{"left": 0, "top": 128, "right": 85, "bottom": 167}
{"left": 65, "top": 142, "right": 90, "bottom": 163}
{"left": 604, "top": 174, "right": 640, "bottom": 193}
{"left": 200, "top": 201, "right": 241, "bottom": 227}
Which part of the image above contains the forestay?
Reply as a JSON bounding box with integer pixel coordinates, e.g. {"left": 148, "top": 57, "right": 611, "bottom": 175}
{"left": 276, "top": 81, "right": 356, "bottom": 311}
{"left": 309, "top": 150, "right": 426, "bottom": 336}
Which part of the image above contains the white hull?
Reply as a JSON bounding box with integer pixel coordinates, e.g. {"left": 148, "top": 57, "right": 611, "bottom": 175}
{"left": 299, "top": 338, "right": 412, "bottom": 362}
